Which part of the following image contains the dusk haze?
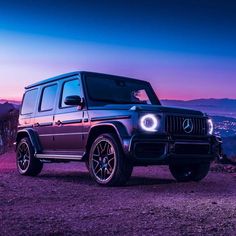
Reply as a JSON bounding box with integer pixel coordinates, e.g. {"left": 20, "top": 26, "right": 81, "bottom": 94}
{"left": 1, "top": 0, "right": 236, "bottom": 101}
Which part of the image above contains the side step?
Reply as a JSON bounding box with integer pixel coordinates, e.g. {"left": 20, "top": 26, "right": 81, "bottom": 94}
{"left": 35, "top": 154, "right": 83, "bottom": 161}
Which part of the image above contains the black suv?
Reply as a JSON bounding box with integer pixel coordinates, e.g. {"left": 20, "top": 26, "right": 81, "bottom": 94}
{"left": 15, "top": 71, "right": 222, "bottom": 186}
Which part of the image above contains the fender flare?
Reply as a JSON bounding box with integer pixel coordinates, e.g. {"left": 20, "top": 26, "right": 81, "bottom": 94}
{"left": 15, "top": 129, "right": 42, "bottom": 154}
{"left": 87, "top": 121, "right": 131, "bottom": 155}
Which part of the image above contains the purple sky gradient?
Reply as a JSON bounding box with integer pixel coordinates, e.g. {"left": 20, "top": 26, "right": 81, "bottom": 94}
{"left": 1, "top": 1, "right": 236, "bottom": 101}
{"left": 1, "top": 30, "right": 236, "bottom": 101}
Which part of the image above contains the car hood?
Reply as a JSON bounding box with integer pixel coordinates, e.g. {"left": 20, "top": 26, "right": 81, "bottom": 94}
{"left": 94, "top": 104, "right": 204, "bottom": 116}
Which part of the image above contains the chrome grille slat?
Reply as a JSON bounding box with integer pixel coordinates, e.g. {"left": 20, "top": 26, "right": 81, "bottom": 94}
{"left": 165, "top": 115, "right": 207, "bottom": 135}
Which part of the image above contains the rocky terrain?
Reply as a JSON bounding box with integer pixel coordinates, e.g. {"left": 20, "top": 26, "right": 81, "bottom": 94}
{"left": 0, "top": 151, "right": 236, "bottom": 236}
{"left": 0, "top": 103, "right": 19, "bottom": 154}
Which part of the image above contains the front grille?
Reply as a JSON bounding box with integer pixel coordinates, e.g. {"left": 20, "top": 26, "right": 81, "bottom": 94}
{"left": 165, "top": 115, "right": 207, "bottom": 135}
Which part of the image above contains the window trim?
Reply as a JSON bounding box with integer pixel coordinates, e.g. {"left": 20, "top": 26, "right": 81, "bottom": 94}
{"left": 59, "top": 78, "right": 81, "bottom": 110}
{"left": 21, "top": 88, "right": 38, "bottom": 115}
{"left": 39, "top": 83, "right": 58, "bottom": 113}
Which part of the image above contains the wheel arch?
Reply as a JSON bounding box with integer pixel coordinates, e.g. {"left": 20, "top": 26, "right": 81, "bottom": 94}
{"left": 85, "top": 121, "right": 130, "bottom": 159}
{"left": 15, "top": 129, "right": 42, "bottom": 154}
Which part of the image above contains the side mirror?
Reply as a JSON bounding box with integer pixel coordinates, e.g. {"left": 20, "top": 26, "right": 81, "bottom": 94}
{"left": 64, "top": 95, "right": 83, "bottom": 106}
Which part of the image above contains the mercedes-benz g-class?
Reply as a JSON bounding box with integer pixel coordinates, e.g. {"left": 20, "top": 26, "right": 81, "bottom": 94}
{"left": 15, "top": 71, "right": 222, "bottom": 186}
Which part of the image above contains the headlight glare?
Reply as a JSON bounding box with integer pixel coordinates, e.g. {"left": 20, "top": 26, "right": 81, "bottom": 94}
{"left": 207, "top": 118, "right": 214, "bottom": 135}
{"left": 140, "top": 114, "right": 159, "bottom": 132}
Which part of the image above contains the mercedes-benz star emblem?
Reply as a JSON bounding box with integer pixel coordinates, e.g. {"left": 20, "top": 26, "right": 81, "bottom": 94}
{"left": 182, "top": 119, "right": 193, "bottom": 133}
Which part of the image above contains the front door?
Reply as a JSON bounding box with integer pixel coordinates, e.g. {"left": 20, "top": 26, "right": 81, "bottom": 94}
{"left": 53, "top": 77, "right": 84, "bottom": 155}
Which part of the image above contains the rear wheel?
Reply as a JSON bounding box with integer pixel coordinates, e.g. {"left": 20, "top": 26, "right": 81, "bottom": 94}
{"left": 88, "top": 133, "right": 133, "bottom": 186}
{"left": 16, "top": 137, "right": 43, "bottom": 176}
{"left": 169, "top": 162, "right": 210, "bottom": 182}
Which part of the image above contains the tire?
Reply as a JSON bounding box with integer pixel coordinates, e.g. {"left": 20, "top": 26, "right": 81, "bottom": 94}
{"left": 16, "top": 137, "right": 43, "bottom": 176}
{"left": 169, "top": 162, "right": 210, "bottom": 182}
{"left": 88, "top": 133, "right": 133, "bottom": 186}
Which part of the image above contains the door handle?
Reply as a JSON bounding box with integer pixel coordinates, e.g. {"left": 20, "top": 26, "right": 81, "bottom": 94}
{"left": 55, "top": 120, "right": 62, "bottom": 126}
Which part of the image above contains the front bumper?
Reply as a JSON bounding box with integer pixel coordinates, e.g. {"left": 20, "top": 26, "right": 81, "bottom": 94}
{"left": 123, "top": 134, "right": 222, "bottom": 165}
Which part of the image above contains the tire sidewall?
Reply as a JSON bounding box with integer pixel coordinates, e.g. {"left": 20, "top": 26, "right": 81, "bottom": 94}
{"left": 16, "top": 137, "right": 43, "bottom": 176}
{"left": 192, "top": 162, "right": 210, "bottom": 181}
{"left": 169, "top": 162, "right": 210, "bottom": 182}
{"left": 16, "top": 138, "right": 33, "bottom": 174}
{"left": 88, "top": 133, "right": 124, "bottom": 186}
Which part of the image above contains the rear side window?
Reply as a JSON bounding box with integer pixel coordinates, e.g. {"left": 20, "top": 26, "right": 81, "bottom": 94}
{"left": 21, "top": 89, "right": 38, "bottom": 115}
{"left": 61, "top": 79, "right": 81, "bottom": 108}
{"left": 40, "top": 84, "right": 58, "bottom": 112}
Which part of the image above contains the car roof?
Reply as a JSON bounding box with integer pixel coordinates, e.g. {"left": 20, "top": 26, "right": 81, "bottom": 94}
{"left": 25, "top": 71, "right": 80, "bottom": 89}
{"left": 25, "top": 71, "right": 149, "bottom": 89}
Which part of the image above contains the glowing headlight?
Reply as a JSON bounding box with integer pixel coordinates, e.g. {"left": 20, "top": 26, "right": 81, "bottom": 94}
{"left": 207, "top": 118, "right": 214, "bottom": 135}
{"left": 140, "top": 114, "right": 159, "bottom": 132}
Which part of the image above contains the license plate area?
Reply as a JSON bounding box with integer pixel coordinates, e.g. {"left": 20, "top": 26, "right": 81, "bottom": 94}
{"left": 174, "top": 143, "right": 210, "bottom": 155}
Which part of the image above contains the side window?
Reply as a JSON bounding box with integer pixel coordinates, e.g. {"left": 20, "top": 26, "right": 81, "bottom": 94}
{"left": 61, "top": 79, "right": 81, "bottom": 108}
{"left": 21, "top": 89, "right": 38, "bottom": 115}
{"left": 40, "top": 84, "right": 58, "bottom": 112}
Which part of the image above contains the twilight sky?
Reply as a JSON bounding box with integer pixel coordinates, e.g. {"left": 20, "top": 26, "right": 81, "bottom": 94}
{"left": 0, "top": 0, "right": 236, "bottom": 100}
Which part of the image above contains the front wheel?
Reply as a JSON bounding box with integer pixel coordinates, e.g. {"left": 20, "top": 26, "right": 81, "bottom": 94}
{"left": 88, "top": 133, "right": 133, "bottom": 186}
{"left": 169, "top": 162, "right": 210, "bottom": 182}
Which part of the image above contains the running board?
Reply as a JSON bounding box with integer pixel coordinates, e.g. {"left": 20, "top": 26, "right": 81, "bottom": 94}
{"left": 35, "top": 154, "right": 83, "bottom": 161}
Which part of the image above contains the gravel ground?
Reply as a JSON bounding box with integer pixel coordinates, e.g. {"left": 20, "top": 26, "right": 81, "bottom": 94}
{"left": 1, "top": 151, "right": 236, "bottom": 236}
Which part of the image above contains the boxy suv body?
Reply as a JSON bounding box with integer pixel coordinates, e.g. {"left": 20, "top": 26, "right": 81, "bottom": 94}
{"left": 16, "top": 71, "right": 222, "bottom": 186}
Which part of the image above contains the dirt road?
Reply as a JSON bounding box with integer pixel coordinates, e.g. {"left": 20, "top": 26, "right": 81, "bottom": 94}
{"left": 1, "top": 151, "right": 236, "bottom": 236}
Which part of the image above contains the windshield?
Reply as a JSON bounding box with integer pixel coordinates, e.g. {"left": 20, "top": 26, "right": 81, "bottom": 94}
{"left": 85, "top": 75, "right": 160, "bottom": 106}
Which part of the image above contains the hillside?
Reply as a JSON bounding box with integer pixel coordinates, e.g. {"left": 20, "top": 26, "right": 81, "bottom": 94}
{"left": 0, "top": 99, "right": 21, "bottom": 107}
{"left": 222, "top": 136, "right": 236, "bottom": 158}
{"left": 161, "top": 98, "right": 236, "bottom": 118}
{"left": 0, "top": 103, "right": 19, "bottom": 154}
{"left": 0, "top": 103, "right": 18, "bottom": 120}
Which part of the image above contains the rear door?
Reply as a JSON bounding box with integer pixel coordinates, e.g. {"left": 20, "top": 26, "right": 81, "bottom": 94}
{"left": 33, "top": 83, "right": 58, "bottom": 153}
{"left": 53, "top": 76, "right": 84, "bottom": 155}
{"left": 19, "top": 88, "right": 39, "bottom": 129}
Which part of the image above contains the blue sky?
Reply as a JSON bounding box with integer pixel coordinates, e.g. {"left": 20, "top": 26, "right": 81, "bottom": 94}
{"left": 0, "top": 0, "right": 236, "bottom": 100}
